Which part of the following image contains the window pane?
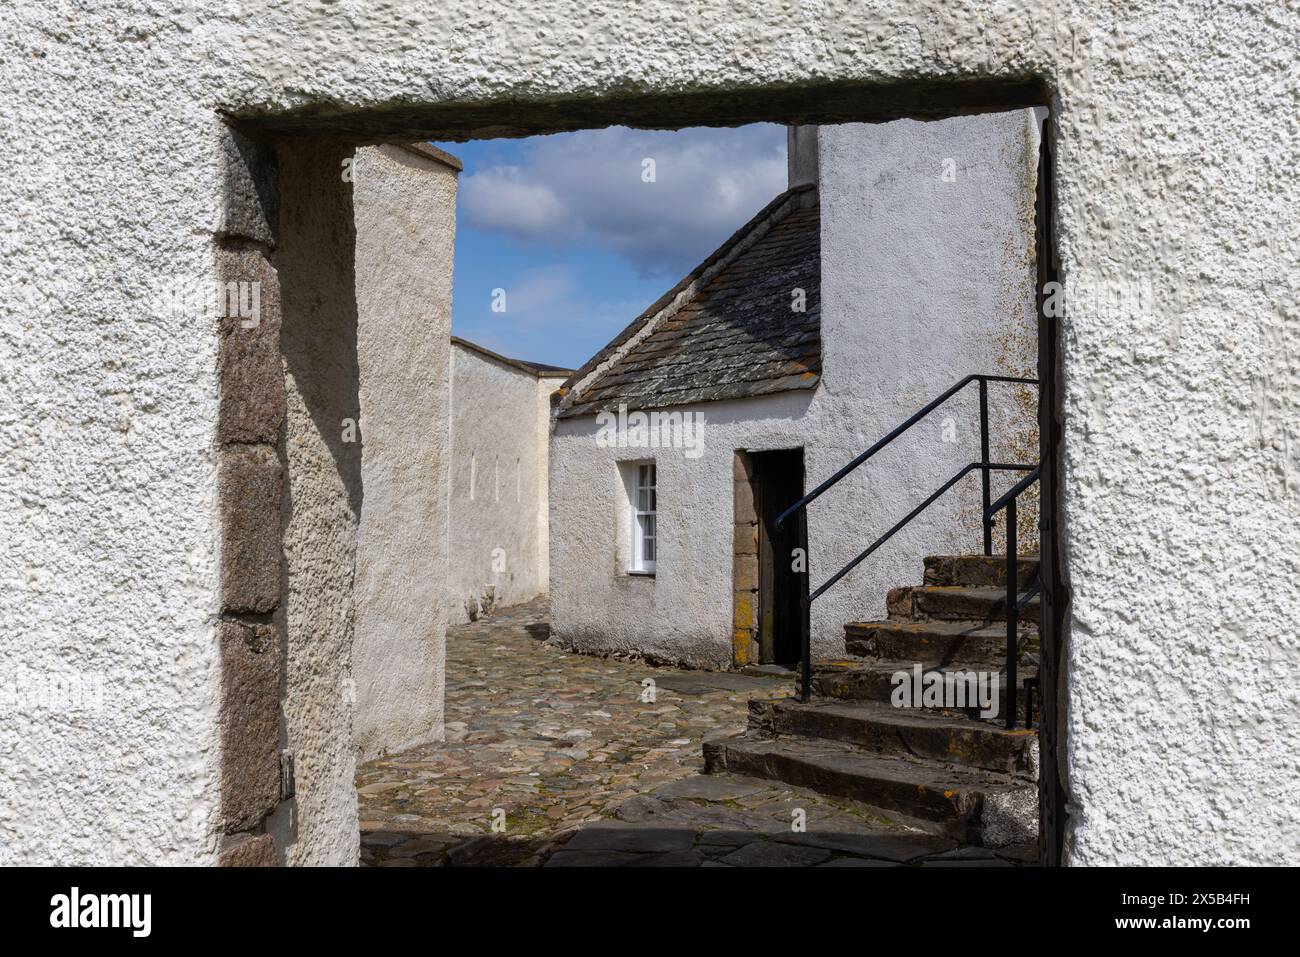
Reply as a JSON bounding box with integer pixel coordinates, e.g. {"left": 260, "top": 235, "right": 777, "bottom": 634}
{"left": 638, "top": 487, "right": 651, "bottom": 512}
{"left": 640, "top": 514, "right": 656, "bottom": 562}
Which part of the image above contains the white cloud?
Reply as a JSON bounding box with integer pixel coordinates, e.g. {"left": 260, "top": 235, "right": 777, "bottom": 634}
{"left": 501, "top": 265, "right": 578, "bottom": 324}
{"left": 457, "top": 125, "right": 787, "bottom": 278}
{"left": 457, "top": 168, "right": 567, "bottom": 236}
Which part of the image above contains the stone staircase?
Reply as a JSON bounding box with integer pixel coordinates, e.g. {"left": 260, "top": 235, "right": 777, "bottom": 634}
{"left": 704, "top": 554, "right": 1040, "bottom": 846}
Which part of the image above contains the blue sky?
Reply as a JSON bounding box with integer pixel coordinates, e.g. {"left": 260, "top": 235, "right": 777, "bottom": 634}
{"left": 431, "top": 124, "right": 787, "bottom": 370}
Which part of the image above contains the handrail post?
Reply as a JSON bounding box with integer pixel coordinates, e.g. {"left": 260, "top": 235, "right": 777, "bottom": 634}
{"left": 798, "top": 508, "right": 812, "bottom": 702}
{"left": 1005, "top": 498, "right": 1018, "bottom": 730}
{"left": 979, "top": 377, "right": 992, "bottom": 556}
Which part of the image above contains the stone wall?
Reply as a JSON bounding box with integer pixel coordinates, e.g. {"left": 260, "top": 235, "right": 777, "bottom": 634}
{"left": 731, "top": 454, "right": 761, "bottom": 667}
{"left": 214, "top": 132, "right": 287, "bottom": 867}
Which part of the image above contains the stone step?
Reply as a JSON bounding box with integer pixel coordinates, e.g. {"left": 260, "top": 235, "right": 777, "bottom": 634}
{"left": 888, "top": 585, "right": 1041, "bottom": 623}
{"left": 703, "top": 733, "right": 1036, "bottom": 846}
{"left": 843, "top": 619, "right": 1038, "bottom": 665}
{"left": 748, "top": 698, "right": 1038, "bottom": 775}
{"left": 808, "top": 659, "right": 1039, "bottom": 721}
{"left": 923, "top": 554, "right": 1039, "bottom": 589}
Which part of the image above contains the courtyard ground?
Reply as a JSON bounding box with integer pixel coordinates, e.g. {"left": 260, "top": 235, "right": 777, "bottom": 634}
{"left": 356, "top": 598, "right": 1033, "bottom": 866}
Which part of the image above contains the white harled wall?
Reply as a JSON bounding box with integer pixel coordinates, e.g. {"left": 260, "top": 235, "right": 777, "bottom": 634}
{"left": 447, "top": 343, "right": 562, "bottom": 623}
{"left": 351, "top": 145, "right": 457, "bottom": 763}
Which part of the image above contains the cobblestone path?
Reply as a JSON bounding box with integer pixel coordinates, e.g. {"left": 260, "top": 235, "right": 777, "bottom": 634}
{"left": 356, "top": 598, "right": 1033, "bottom": 867}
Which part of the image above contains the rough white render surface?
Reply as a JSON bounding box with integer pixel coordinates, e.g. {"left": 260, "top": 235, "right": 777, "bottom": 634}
{"left": 550, "top": 110, "right": 1040, "bottom": 668}
{"left": 4, "top": 0, "right": 1297, "bottom": 866}
{"left": 351, "top": 146, "right": 456, "bottom": 763}
{"left": 815, "top": 111, "right": 1041, "bottom": 611}
{"left": 0, "top": 19, "right": 231, "bottom": 866}
{"left": 448, "top": 343, "right": 561, "bottom": 623}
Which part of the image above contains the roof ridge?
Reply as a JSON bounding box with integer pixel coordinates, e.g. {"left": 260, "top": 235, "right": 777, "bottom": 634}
{"left": 451, "top": 335, "right": 573, "bottom": 377}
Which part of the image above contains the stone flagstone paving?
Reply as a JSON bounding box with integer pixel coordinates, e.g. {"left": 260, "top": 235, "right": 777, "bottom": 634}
{"left": 356, "top": 598, "right": 1034, "bottom": 867}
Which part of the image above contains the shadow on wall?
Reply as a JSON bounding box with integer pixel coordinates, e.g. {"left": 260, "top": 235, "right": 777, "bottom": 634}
{"left": 279, "top": 182, "right": 362, "bottom": 520}
{"left": 264, "top": 138, "right": 364, "bottom": 865}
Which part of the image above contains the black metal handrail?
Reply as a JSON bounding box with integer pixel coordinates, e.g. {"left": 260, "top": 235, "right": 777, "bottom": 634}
{"left": 987, "top": 464, "right": 1040, "bottom": 516}
{"left": 985, "top": 465, "right": 1041, "bottom": 729}
{"left": 776, "top": 374, "right": 1039, "bottom": 703}
{"left": 807, "top": 461, "right": 1034, "bottom": 605}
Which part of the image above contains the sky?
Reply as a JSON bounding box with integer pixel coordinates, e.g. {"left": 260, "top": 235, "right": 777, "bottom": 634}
{"left": 431, "top": 123, "right": 787, "bottom": 370}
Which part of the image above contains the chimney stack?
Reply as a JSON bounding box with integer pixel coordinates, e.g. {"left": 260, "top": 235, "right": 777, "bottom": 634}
{"left": 787, "top": 125, "right": 819, "bottom": 189}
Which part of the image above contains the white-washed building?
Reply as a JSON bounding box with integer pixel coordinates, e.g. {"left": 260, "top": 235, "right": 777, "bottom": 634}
{"left": 549, "top": 114, "right": 1042, "bottom": 669}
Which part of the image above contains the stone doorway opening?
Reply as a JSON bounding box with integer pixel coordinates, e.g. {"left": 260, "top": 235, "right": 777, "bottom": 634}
{"left": 227, "top": 78, "right": 1065, "bottom": 866}
{"left": 734, "top": 447, "right": 806, "bottom": 668}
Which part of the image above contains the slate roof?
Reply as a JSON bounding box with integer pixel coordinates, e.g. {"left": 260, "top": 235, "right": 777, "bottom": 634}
{"left": 555, "top": 184, "right": 821, "bottom": 418}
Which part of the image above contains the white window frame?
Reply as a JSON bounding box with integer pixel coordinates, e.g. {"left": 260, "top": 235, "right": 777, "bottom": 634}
{"left": 630, "top": 462, "right": 657, "bottom": 575}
